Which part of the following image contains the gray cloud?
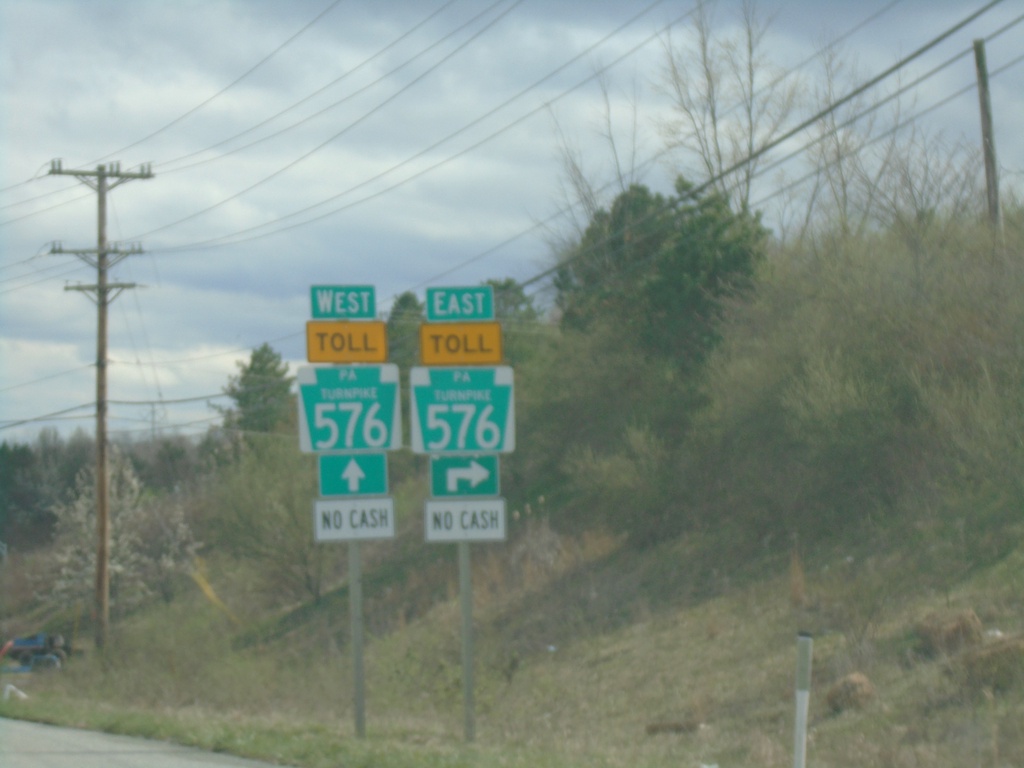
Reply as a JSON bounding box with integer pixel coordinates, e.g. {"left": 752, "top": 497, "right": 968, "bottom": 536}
{"left": 2, "top": 0, "right": 1021, "bottom": 441}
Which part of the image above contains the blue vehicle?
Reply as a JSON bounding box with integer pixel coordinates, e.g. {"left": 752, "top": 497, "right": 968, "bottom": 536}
{"left": 1, "top": 633, "right": 67, "bottom": 671}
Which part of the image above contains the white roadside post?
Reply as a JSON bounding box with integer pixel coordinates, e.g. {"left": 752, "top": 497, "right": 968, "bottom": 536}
{"left": 794, "top": 632, "right": 814, "bottom": 768}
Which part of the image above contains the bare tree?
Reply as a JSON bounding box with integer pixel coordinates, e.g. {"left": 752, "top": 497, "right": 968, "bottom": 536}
{"left": 657, "top": 0, "right": 798, "bottom": 209}
{"left": 546, "top": 69, "right": 658, "bottom": 273}
{"left": 799, "top": 48, "right": 901, "bottom": 242}
{"left": 799, "top": 49, "right": 983, "bottom": 267}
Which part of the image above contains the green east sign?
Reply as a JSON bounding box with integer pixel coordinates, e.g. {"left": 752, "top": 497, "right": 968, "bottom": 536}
{"left": 425, "top": 286, "right": 494, "bottom": 322}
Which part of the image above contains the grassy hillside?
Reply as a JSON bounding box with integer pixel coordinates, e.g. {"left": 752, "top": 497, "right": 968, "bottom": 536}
{"left": 3, "top": 203, "right": 1023, "bottom": 766}
{"left": 2, "top": 519, "right": 1023, "bottom": 768}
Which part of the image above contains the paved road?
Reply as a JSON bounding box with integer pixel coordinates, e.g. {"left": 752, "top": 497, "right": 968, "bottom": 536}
{"left": 0, "top": 718, "right": 290, "bottom": 768}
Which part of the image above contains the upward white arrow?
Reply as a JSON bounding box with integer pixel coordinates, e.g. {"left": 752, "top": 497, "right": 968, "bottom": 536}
{"left": 446, "top": 460, "right": 490, "bottom": 492}
{"left": 342, "top": 458, "right": 366, "bottom": 492}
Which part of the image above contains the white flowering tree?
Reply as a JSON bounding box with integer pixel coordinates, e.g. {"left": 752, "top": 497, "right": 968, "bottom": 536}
{"left": 46, "top": 447, "right": 197, "bottom": 617}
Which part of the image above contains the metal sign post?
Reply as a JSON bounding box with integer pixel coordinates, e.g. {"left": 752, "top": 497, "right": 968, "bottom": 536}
{"left": 459, "top": 541, "right": 475, "bottom": 742}
{"left": 350, "top": 540, "right": 365, "bottom": 738}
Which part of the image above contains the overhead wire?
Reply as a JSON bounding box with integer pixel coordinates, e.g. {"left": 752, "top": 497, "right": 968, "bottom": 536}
{"left": 154, "top": 0, "right": 479, "bottom": 174}
{"left": 124, "top": 2, "right": 1024, "bottom": 436}
{"left": 0, "top": 365, "right": 94, "bottom": 394}
{"left": 131, "top": 0, "right": 527, "bottom": 241}
{"left": 403, "top": 0, "right": 917, "bottom": 292}
{"left": 3, "top": 0, "right": 1012, "bottom": 435}
{"left": 2, "top": 0, "right": 666, "bottom": 434}
{"left": 89, "top": 0, "right": 351, "bottom": 165}
{"left": 0, "top": 184, "right": 91, "bottom": 214}
{"left": 138, "top": 0, "right": 962, "bottom": 255}
{"left": 751, "top": 47, "right": 1024, "bottom": 213}
{"left": 0, "top": 2, "right": 484, "bottom": 233}
{"left": 0, "top": 188, "right": 95, "bottom": 230}
{"left": 748, "top": 11, "right": 1024, "bottom": 201}
{"left": 0, "top": 0, "right": 952, "bottom": 373}
{"left": 520, "top": 0, "right": 1009, "bottom": 291}
{"left": 0, "top": 0, "right": 908, "bottom": 235}
{"left": 523, "top": 46, "right": 1024, "bottom": 311}
{"left": 0, "top": 0, "right": 352, "bottom": 224}
{"left": 0, "top": 260, "right": 91, "bottom": 295}
{"left": 139, "top": 0, "right": 686, "bottom": 251}
{"left": 0, "top": 162, "right": 55, "bottom": 196}
{"left": 0, "top": 403, "right": 95, "bottom": 432}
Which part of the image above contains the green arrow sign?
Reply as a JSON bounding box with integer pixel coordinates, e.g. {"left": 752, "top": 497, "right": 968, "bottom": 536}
{"left": 319, "top": 453, "right": 388, "bottom": 497}
{"left": 410, "top": 366, "right": 514, "bottom": 454}
{"left": 297, "top": 364, "right": 401, "bottom": 452}
{"left": 430, "top": 455, "right": 499, "bottom": 497}
{"left": 425, "top": 286, "right": 494, "bottom": 322}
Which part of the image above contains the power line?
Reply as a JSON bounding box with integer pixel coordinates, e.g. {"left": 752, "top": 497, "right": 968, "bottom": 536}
{"left": 0, "top": 0, "right": 910, "bottom": 246}
{"left": 521, "top": 42, "right": 1024, "bottom": 308}
{"left": 2, "top": 1, "right": 1013, "bottom": 437}
{"left": 0, "top": 0, "right": 352, "bottom": 224}
{"left": 0, "top": 403, "right": 95, "bottom": 431}
{"left": 0, "top": 260, "right": 92, "bottom": 295}
{"left": 109, "top": 392, "right": 230, "bottom": 406}
{"left": 0, "top": 1, "right": 456, "bottom": 222}
{"left": 404, "top": 0, "right": 917, "bottom": 291}
{"left": 0, "top": 365, "right": 93, "bottom": 394}
{"left": 0, "top": 188, "right": 95, "bottom": 228}
{"left": 0, "top": 162, "right": 53, "bottom": 196}
{"left": 131, "top": 0, "right": 526, "bottom": 241}
{"left": 90, "top": 0, "right": 350, "bottom": 166}
{"left": 521, "top": 0, "right": 1009, "bottom": 290}
{"left": 142, "top": 0, "right": 985, "bottom": 255}
{"left": 0, "top": 184, "right": 90, "bottom": 214}
{"left": 749, "top": 12, "right": 1024, "bottom": 199}
{"left": 752, "top": 48, "right": 1024, "bottom": 213}
{"left": 1, "top": 0, "right": 350, "bottom": 225}
{"left": 141, "top": 0, "right": 686, "bottom": 251}
{"left": 153, "top": 0, "right": 473, "bottom": 174}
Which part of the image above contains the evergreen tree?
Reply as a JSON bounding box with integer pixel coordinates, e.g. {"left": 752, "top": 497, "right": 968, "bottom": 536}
{"left": 220, "top": 343, "right": 294, "bottom": 435}
{"left": 0, "top": 441, "right": 41, "bottom": 548}
{"left": 555, "top": 178, "right": 766, "bottom": 374}
{"left": 385, "top": 291, "right": 424, "bottom": 370}
{"left": 486, "top": 277, "right": 541, "bottom": 367}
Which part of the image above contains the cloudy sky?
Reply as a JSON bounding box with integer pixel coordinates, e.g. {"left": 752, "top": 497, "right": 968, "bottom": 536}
{"left": 1, "top": 0, "right": 1021, "bottom": 444}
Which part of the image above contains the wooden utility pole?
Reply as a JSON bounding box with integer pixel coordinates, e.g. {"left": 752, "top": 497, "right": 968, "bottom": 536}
{"left": 48, "top": 159, "right": 153, "bottom": 651}
{"left": 973, "top": 39, "right": 1000, "bottom": 231}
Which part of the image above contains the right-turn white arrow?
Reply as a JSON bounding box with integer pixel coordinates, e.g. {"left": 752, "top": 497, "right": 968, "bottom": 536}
{"left": 446, "top": 460, "right": 490, "bottom": 492}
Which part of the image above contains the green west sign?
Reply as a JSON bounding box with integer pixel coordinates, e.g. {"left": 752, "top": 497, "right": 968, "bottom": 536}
{"left": 310, "top": 285, "right": 376, "bottom": 320}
